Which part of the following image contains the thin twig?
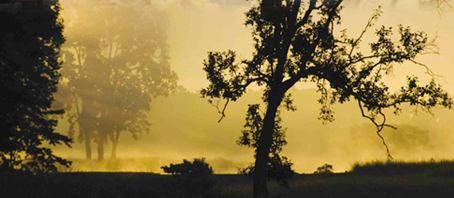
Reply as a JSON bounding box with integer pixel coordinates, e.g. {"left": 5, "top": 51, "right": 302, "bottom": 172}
{"left": 209, "top": 98, "right": 230, "bottom": 123}
{"left": 357, "top": 100, "right": 395, "bottom": 160}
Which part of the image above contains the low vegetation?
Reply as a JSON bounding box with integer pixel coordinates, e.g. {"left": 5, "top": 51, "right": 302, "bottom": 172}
{"left": 161, "top": 158, "right": 213, "bottom": 177}
{"left": 3, "top": 159, "right": 454, "bottom": 197}
{"left": 314, "top": 164, "right": 334, "bottom": 175}
{"left": 350, "top": 159, "right": 454, "bottom": 176}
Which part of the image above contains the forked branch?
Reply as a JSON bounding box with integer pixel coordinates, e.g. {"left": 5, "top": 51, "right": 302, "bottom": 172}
{"left": 357, "top": 100, "right": 395, "bottom": 160}
{"left": 209, "top": 98, "right": 230, "bottom": 123}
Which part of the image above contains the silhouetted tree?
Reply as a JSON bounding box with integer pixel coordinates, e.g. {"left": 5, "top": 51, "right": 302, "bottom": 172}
{"left": 57, "top": 0, "right": 177, "bottom": 160}
{"left": 201, "top": 0, "right": 452, "bottom": 197}
{"left": 0, "top": 1, "right": 72, "bottom": 172}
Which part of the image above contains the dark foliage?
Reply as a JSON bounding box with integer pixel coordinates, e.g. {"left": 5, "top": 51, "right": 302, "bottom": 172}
{"left": 0, "top": 1, "right": 72, "bottom": 173}
{"left": 161, "top": 158, "right": 216, "bottom": 197}
{"left": 350, "top": 160, "right": 454, "bottom": 176}
{"left": 161, "top": 158, "right": 214, "bottom": 177}
{"left": 314, "top": 164, "right": 334, "bottom": 175}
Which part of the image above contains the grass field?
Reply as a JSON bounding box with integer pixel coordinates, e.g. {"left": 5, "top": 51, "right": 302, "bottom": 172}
{"left": 3, "top": 160, "right": 454, "bottom": 198}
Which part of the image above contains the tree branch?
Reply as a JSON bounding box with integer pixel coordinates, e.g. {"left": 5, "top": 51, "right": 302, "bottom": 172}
{"left": 282, "top": 65, "right": 320, "bottom": 91}
{"left": 296, "top": 0, "right": 317, "bottom": 28}
{"left": 357, "top": 100, "right": 395, "bottom": 160}
{"left": 209, "top": 98, "right": 230, "bottom": 123}
{"left": 282, "top": 1, "right": 342, "bottom": 91}
{"left": 348, "top": 6, "right": 382, "bottom": 59}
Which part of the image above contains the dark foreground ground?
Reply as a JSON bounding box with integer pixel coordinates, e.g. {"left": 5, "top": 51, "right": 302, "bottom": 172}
{"left": 3, "top": 170, "right": 454, "bottom": 198}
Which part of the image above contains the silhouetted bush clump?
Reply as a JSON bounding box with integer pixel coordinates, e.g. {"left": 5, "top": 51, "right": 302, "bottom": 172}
{"left": 314, "top": 164, "right": 334, "bottom": 175}
{"left": 161, "top": 158, "right": 213, "bottom": 177}
{"left": 161, "top": 158, "right": 216, "bottom": 197}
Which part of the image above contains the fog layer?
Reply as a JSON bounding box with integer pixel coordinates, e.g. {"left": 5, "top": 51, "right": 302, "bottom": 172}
{"left": 55, "top": 0, "right": 454, "bottom": 173}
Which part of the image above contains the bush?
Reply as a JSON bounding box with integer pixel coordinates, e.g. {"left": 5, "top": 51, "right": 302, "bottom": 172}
{"left": 314, "top": 164, "right": 333, "bottom": 175}
{"left": 161, "top": 158, "right": 216, "bottom": 197}
{"left": 161, "top": 158, "right": 213, "bottom": 177}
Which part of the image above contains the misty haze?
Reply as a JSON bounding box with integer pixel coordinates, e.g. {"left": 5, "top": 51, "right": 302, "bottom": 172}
{"left": 52, "top": 0, "right": 454, "bottom": 174}
{"left": 2, "top": 0, "right": 454, "bottom": 197}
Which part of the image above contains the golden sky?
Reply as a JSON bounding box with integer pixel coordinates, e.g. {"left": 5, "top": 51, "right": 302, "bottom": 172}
{"left": 165, "top": 0, "right": 454, "bottom": 92}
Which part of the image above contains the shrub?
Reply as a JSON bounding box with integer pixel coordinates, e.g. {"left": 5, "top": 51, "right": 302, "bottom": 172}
{"left": 349, "top": 159, "right": 454, "bottom": 176}
{"left": 161, "top": 158, "right": 216, "bottom": 197}
{"left": 314, "top": 164, "right": 333, "bottom": 175}
{"left": 161, "top": 158, "right": 213, "bottom": 177}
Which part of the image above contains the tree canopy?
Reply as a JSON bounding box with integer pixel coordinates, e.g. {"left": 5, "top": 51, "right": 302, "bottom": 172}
{"left": 201, "top": 0, "right": 452, "bottom": 197}
{"left": 0, "top": 2, "right": 72, "bottom": 173}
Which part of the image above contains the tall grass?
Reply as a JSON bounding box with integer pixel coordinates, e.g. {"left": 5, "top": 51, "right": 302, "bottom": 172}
{"left": 350, "top": 159, "right": 454, "bottom": 176}
{"left": 5, "top": 159, "right": 454, "bottom": 198}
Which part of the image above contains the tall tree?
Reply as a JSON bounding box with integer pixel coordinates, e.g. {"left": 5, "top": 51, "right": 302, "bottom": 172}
{"left": 0, "top": 1, "right": 72, "bottom": 172}
{"left": 201, "top": 0, "right": 452, "bottom": 197}
{"left": 57, "top": 0, "right": 177, "bottom": 160}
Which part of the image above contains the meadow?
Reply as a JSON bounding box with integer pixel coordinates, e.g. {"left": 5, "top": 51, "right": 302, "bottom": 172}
{"left": 3, "top": 160, "right": 454, "bottom": 198}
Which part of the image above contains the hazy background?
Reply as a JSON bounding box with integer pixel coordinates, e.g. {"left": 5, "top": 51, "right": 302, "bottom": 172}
{"left": 53, "top": 0, "right": 454, "bottom": 174}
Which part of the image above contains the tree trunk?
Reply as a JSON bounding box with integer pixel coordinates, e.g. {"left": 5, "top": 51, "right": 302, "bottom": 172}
{"left": 110, "top": 131, "right": 120, "bottom": 159}
{"left": 97, "top": 136, "right": 104, "bottom": 160}
{"left": 84, "top": 130, "right": 91, "bottom": 160}
{"left": 111, "top": 141, "right": 117, "bottom": 159}
{"left": 253, "top": 90, "right": 284, "bottom": 198}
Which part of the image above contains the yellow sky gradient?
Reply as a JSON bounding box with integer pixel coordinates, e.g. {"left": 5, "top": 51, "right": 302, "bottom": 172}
{"left": 164, "top": 0, "right": 454, "bottom": 92}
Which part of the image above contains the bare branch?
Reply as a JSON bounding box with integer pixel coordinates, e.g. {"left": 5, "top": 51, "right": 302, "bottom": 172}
{"left": 357, "top": 100, "right": 395, "bottom": 160}
{"left": 209, "top": 98, "right": 230, "bottom": 123}
{"left": 348, "top": 6, "right": 382, "bottom": 59}
{"left": 436, "top": 0, "right": 452, "bottom": 15}
{"left": 407, "top": 59, "right": 443, "bottom": 78}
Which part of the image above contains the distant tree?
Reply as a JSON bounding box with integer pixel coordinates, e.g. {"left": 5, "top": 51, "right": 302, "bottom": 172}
{"left": 0, "top": 2, "right": 72, "bottom": 172}
{"left": 57, "top": 0, "right": 177, "bottom": 160}
{"left": 314, "top": 164, "right": 334, "bottom": 174}
{"left": 161, "top": 158, "right": 214, "bottom": 177}
{"left": 201, "top": 0, "right": 452, "bottom": 197}
{"left": 237, "top": 104, "right": 295, "bottom": 187}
